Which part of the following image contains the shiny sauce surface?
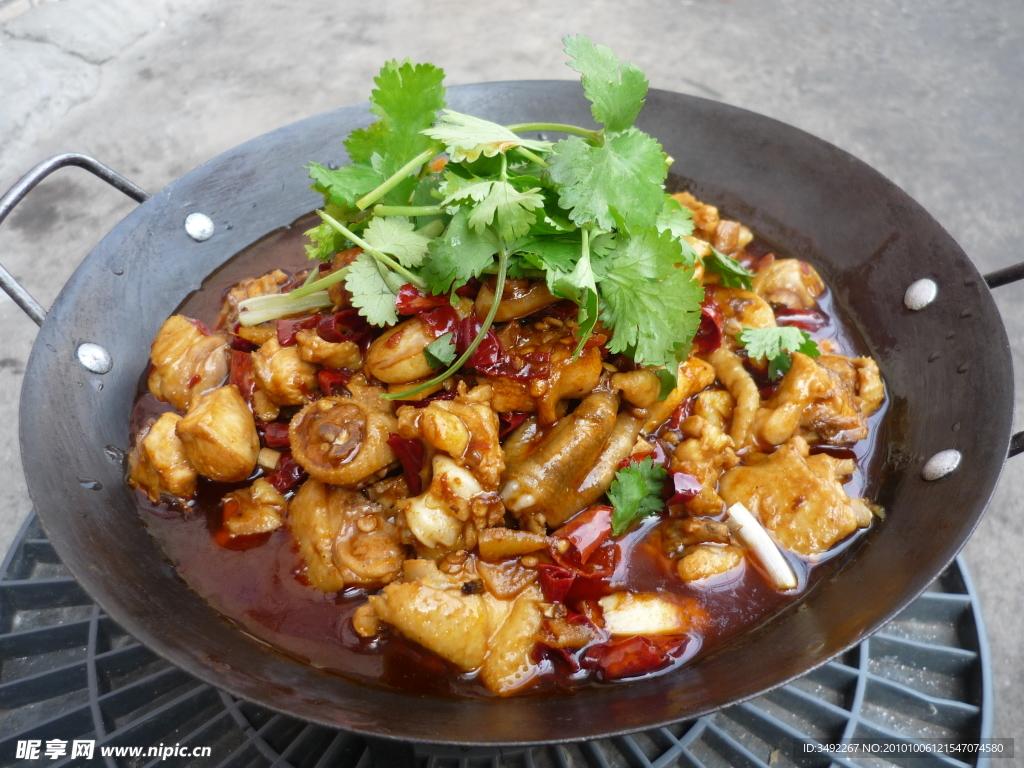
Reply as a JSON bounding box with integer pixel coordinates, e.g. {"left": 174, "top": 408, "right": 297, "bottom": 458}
{"left": 133, "top": 211, "right": 888, "bottom": 699}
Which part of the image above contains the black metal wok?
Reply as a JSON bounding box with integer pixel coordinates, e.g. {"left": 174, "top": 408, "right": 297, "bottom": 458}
{"left": 3, "top": 81, "right": 1022, "bottom": 747}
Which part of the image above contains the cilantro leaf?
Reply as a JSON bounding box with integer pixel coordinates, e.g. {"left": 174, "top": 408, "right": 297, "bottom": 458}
{"left": 307, "top": 162, "right": 382, "bottom": 209}
{"left": 563, "top": 35, "right": 648, "bottom": 133}
{"left": 737, "top": 326, "right": 820, "bottom": 362}
{"left": 423, "top": 110, "right": 552, "bottom": 163}
{"left": 608, "top": 457, "right": 667, "bottom": 536}
{"left": 705, "top": 247, "right": 754, "bottom": 290}
{"left": 548, "top": 129, "right": 667, "bottom": 232}
{"left": 361, "top": 216, "right": 432, "bottom": 268}
{"left": 655, "top": 367, "right": 677, "bottom": 401}
{"left": 442, "top": 178, "right": 544, "bottom": 241}
{"left": 345, "top": 253, "right": 400, "bottom": 326}
{"left": 655, "top": 196, "right": 695, "bottom": 240}
{"left": 345, "top": 60, "right": 446, "bottom": 165}
{"left": 423, "top": 331, "right": 457, "bottom": 369}
{"left": 594, "top": 228, "right": 704, "bottom": 366}
{"left": 421, "top": 208, "right": 499, "bottom": 294}
{"left": 304, "top": 204, "right": 354, "bottom": 262}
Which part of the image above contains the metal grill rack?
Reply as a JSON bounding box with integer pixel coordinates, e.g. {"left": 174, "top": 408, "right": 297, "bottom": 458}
{"left": 0, "top": 512, "right": 993, "bottom": 768}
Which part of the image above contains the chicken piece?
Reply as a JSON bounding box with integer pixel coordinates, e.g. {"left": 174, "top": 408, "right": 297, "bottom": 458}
{"left": 598, "top": 592, "right": 708, "bottom": 636}
{"left": 477, "top": 558, "right": 538, "bottom": 598}
{"left": 483, "top": 318, "right": 603, "bottom": 425}
{"left": 662, "top": 518, "right": 733, "bottom": 557}
{"left": 671, "top": 191, "right": 719, "bottom": 237}
{"left": 752, "top": 259, "right": 826, "bottom": 309}
{"left": 611, "top": 368, "right": 663, "bottom": 408}
{"left": 718, "top": 437, "right": 873, "bottom": 555}
{"left": 705, "top": 285, "right": 776, "bottom": 341}
{"left": 642, "top": 357, "right": 717, "bottom": 433}
{"left": 326, "top": 248, "right": 360, "bottom": 307}
{"left": 128, "top": 412, "right": 197, "bottom": 503}
{"left": 398, "top": 455, "right": 505, "bottom": 553}
{"left": 218, "top": 269, "right": 289, "bottom": 327}
{"left": 296, "top": 329, "right": 362, "bottom": 370}
{"left": 540, "top": 614, "right": 604, "bottom": 649}
{"left": 176, "top": 385, "right": 259, "bottom": 482}
{"left": 368, "top": 559, "right": 545, "bottom": 695}
{"left": 365, "top": 476, "right": 410, "bottom": 508}
{"left": 753, "top": 353, "right": 868, "bottom": 446}
{"left": 693, "top": 389, "right": 734, "bottom": 431}
{"left": 148, "top": 315, "right": 230, "bottom": 412}
{"left": 501, "top": 390, "right": 644, "bottom": 531}
{"left": 236, "top": 322, "right": 276, "bottom": 347}
{"left": 477, "top": 528, "right": 549, "bottom": 560}
{"left": 397, "top": 382, "right": 503, "bottom": 488}
{"left": 712, "top": 219, "right": 754, "bottom": 255}
{"left": 707, "top": 347, "right": 760, "bottom": 448}
{"left": 670, "top": 415, "right": 740, "bottom": 516}
{"left": 289, "top": 479, "right": 404, "bottom": 592}
{"left": 817, "top": 354, "right": 885, "bottom": 417}
{"left": 676, "top": 544, "right": 744, "bottom": 581}
{"left": 474, "top": 278, "right": 561, "bottom": 321}
{"left": 288, "top": 375, "right": 397, "bottom": 487}
{"left": 221, "top": 478, "right": 287, "bottom": 536}
{"left": 365, "top": 300, "right": 473, "bottom": 384}
{"left": 251, "top": 337, "right": 318, "bottom": 406}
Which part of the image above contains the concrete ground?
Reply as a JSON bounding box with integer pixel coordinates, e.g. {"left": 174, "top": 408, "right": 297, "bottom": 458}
{"left": 1, "top": 0, "right": 1021, "bottom": 749}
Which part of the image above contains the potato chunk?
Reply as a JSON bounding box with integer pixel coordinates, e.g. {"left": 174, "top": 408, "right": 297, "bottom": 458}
{"left": 288, "top": 375, "right": 397, "bottom": 487}
{"left": 598, "top": 592, "right": 708, "bottom": 636}
{"left": 222, "top": 478, "right": 286, "bottom": 536}
{"left": 128, "top": 412, "right": 197, "bottom": 503}
{"left": 251, "top": 337, "right": 318, "bottom": 406}
{"left": 176, "top": 385, "right": 259, "bottom": 482}
{"left": 718, "top": 437, "right": 871, "bottom": 555}
{"left": 289, "top": 479, "right": 404, "bottom": 592}
{"left": 148, "top": 315, "right": 229, "bottom": 412}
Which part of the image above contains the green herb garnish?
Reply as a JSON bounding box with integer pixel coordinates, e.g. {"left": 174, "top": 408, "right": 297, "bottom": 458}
{"left": 704, "top": 247, "right": 755, "bottom": 290}
{"left": 737, "top": 326, "right": 820, "bottom": 381}
{"left": 609, "top": 457, "right": 668, "bottom": 536}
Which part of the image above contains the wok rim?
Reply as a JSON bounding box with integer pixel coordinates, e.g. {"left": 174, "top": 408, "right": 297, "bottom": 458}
{"left": 18, "top": 80, "right": 1013, "bottom": 745}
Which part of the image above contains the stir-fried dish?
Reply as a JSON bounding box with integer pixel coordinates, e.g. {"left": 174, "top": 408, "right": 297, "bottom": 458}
{"left": 127, "top": 38, "right": 886, "bottom": 697}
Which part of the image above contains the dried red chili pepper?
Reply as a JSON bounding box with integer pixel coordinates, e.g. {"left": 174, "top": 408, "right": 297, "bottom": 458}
{"left": 582, "top": 635, "right": 690, "bottom": 680}
{"left": 317, "top": 369, "right": 351, "bottom": 397}
{"left": 419, "top": 304, "right": 460, "bottom": 338}
{"left": 498, "top": 412, "right": 531, "bottom": 438}
{"left": 265, "top": 451, "right": 307, "bottom": 493}
{"left": 229, "top": 350, "right": 256, "bottom": 405}
{"left": 537, "top": 563, "right": 576, "bottom": 603}
{"left": 230, "top": 323, "right": 255, "bottom": 352}
{"left": 774, "top": 306, "right": 830, "bottom": 332}
{"left": 386, "top": 433, "right": 425, "bottom": 496}
{"left": 258, "top": 422, "right": 291, "bottom": 449}
{"left": 666, "top": 472, "right": 702, "bottom": 505}
{"left": 532, "top": 643, "right": 582, "bottom": 673}
{"left": 694, "top": 300, "right": 724, "bottom": 354}
{"left": 396, "top": 284, "right": 451, "bottom": 314}
{"left": 316, "top": 309, "right": 373, "bottom": 351}
{"left": 552, "top": 506, "right": 613, "bottom": 564}
{"left": 276, "top": 315, "right": 319, "bottom": 346}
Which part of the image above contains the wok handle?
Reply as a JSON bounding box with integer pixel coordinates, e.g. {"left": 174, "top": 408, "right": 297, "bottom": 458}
{"left": 985, "top": 264, "right": 1024, "bottom": 457}
{"left": 0, "top": 153, "right": 149, "bottom": 326}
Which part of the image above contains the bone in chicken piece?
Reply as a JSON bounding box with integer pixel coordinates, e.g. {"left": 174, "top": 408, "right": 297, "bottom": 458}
{"left": 251, "top": 337, "right": 318, "bottom": 406}
{"left": 176, "top": 385, "right": 259, "bottom": 482}
{"left": 289, "top": 479, "right": 404, "bottom": 592}
{"left": 670, "top": 415, "right": 740, "bottom": 516}
{"left": 148, "top": 315, "right": 229, "bottom": 412}
{"left": 221, "top": 478, "right": 287, "bottom": 536}
{"left": 718, "top": 436, "right": 873, "bottom": 556}
{"left": 367, "top": 559, "right": 545, "bottom": 695}
{"left": 707, "top": 347, "right": 760, "bottom": 448}
{"left": 753, "top": 352, "right": 870, "bottom": 447}
{"left": 288, "top": 375, "right": 397, "bottom": 487}
{"left": 397, "top": 383, "right": 503, "bottom": 489}
{"left": 752, "top": 259, "right": 826, "bottom": 309}
{"left": 128, "top": 412, "right": 197, "bottom": 503}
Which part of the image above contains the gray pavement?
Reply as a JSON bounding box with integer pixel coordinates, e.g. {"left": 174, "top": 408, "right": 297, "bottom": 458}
{"left": 1, "top": 0, "right": 1021, "bottom": 749}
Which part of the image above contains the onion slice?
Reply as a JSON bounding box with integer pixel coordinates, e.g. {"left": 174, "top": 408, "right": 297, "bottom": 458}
{"left": 726, "top": 502, "right": 798, "bottom": 590}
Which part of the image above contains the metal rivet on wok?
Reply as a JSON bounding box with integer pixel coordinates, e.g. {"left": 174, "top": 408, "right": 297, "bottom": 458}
{"left": 76, "top": 343, "right": 112, "bottom": 374}
{"left": 922, "top": 449, "right": 961, "bottom": 481}
{"left": 185, "top": 212, "right": 215, "bottom": 241}
{"left": 904, "top": 278, "right": 938, "bottom": 310}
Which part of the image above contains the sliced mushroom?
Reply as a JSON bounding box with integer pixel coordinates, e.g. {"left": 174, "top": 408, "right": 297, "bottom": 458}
{"left": 288, "top": 374, "right": 397, "bottom": 487}
{"left": 176, "top": 385, "right": 260, "bottom": 482}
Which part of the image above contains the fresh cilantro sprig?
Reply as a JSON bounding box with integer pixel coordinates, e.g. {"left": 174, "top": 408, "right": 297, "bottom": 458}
{"left": 737, "top": 326, "right": 820, "bottom": 380}
{"left": 704, "top": 247, "right": 754, "bottom": 290}
{"left": 609, "top": 457, "right": 668, "bottom": 536}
